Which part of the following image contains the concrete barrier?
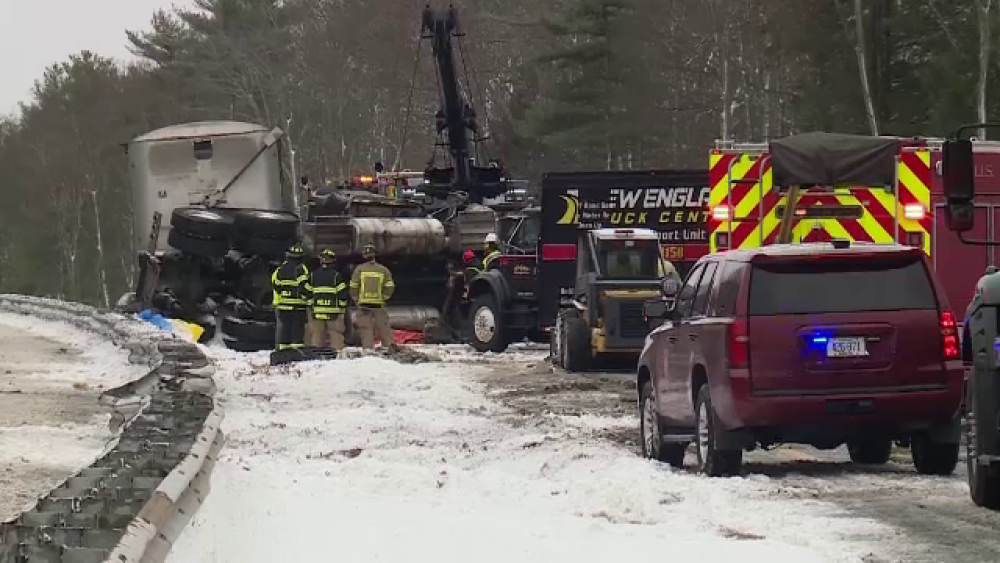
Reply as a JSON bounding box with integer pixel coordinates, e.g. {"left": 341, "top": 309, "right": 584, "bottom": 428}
{"left": 0, "top": 295, "right": 223, "bottom": 563}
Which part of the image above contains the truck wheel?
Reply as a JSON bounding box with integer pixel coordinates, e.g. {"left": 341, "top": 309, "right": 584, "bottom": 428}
{"left": 469, "top": 294, "right": 507, "bottom": 352}
{"left": 968, "top": 403, "right": 1000, "bottom": 508}
{"left": 221, "top": 315, "right": 276, "bottom": 343}
{"left": 233, "top": 209, "right": 299, "bottom": 240}
{"left": 562, "top": 313, "right": 591, "bottom": 372}
{"left": 847, "top": 435, "right": 893, "bottom": 465}
{"left": 694, "top": 385, "right": 742, "bottom": 476}
{"left": 640, "top": 379, "right": 686, "bottom": 468}
{"left": 167, "top": 228, "right": 230, "bottom": 257}
{"left": 171, "top": 208, "right": 233, "bottom": 239}
{"left": 911, "top": 433, "right": 959, "bottom": 476}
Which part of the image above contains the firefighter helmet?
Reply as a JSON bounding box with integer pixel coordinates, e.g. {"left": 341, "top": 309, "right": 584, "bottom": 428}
{"left": 286, "top": 243, "right": 305, "bottom": 259}
{"left": 362, "top": 243, "right": 377, "bottom": 258}
{"left": 463, "top": 249, "right": 475, "bottom": 263}
{"left": 320, "top": 248, "right": 336, "bottom": 261}
{"left": 484, "top": 233, "right": 498, "bottom": 244}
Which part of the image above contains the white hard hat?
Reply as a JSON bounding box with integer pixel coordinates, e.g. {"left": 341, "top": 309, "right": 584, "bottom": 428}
{"left": 484, "top": 233, "right": 498, "bottom": 244}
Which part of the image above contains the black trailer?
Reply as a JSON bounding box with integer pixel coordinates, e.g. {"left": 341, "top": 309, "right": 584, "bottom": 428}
{"left": 537, "top": 169, "right": 710, "bottom": 329}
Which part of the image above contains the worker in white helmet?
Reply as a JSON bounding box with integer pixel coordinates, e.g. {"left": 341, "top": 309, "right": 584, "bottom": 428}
{"left": 482, "top": 233, "right": 501, "bottom": 270}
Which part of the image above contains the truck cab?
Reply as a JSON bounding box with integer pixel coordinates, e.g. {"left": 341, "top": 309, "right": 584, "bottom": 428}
{"left": 550, "top": 227, "right": 666, "bottom": 371}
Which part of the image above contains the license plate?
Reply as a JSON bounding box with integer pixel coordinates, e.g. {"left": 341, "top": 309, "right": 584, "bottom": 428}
{"left": 826, "top": 337, "right": 868, "bottom": 357}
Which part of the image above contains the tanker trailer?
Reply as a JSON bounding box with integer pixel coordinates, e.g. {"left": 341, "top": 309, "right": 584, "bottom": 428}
{"left": 301, "top": 188, "right": 497, "bottom": 343}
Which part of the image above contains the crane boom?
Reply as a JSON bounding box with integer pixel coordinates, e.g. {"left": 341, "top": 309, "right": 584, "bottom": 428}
{"left": 421, "top": 4, "right": 506, "bottom": 204}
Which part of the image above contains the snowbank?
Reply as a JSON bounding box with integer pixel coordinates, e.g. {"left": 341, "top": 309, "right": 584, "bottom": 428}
{"left": 168, "top": 351, "right": 896, "bottom": 562}
{"left": 0, "top": 310, "right": 149, "bottom": 389}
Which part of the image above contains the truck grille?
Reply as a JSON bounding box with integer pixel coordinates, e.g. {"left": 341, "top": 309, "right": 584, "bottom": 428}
{"left": 618, "top": 300, "right": 649, "bottom": 339}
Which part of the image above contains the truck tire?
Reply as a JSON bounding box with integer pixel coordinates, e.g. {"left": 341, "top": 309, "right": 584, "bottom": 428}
{"left": 911, "top": 434, "right": 959, "bottom": 476}
{"left": 171, "top": 207, "right": 233, "bottom": 239}
{"left": 469, "top": 294, "right": 507, "bottom": 352}
{"left": 223, "top": 336, "right": 273, "bottom": 353}
{"left": 694, "top": 385, "right": 743, "bottom": 476}
{"left": 561, "top": 313, "right": 591, "bottom": 372}
{"left": 967, "top": 394, "right": 1000, "bottom": 508}
{"left": 847, "top": 435, "right": 893, "bottom": 465}
{"left": 221, "top": 315, "right": 276, "bottom": 343}
{"left": 233, "top": 209, "right": 299, "bottom": 240}
{"left": 234, "top": 235, "right": 296, "bottom": 258}
{"left": 167, "top": 228, "right": 230, "bottom": 257}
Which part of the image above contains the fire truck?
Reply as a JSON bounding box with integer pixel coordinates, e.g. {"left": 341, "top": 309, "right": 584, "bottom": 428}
{"left": 708, "top": 132, "right": 1000, "bottom": 313}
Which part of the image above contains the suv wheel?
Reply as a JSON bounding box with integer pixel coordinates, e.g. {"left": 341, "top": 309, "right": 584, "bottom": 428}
{"left": 847, "top": 435, "right": 893, "bottom": 465}
{"left": 911, "top": 433, "right": 959, "bottom": 476}
{"left": 639, "top": 380, "right": 685, "bottom": 468}
{"left": 694, "top": 385, "right": 742, "bottom": 476}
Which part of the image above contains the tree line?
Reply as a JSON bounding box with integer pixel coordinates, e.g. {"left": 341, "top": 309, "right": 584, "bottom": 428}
{"left": 0, "top": 0, "right": 996, "bottom": 305}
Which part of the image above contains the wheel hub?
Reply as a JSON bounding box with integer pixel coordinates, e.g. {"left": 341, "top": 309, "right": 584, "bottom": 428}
{"left": 473, "top": 306, "right": 495, "bottom": 343}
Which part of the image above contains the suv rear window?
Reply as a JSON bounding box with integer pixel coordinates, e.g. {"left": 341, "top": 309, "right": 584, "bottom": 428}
{"left": 748, "top": 257, "right": 937, "bottom": 315}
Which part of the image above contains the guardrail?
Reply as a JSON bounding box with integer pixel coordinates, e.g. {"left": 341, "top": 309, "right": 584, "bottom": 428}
{"left": 0, "top": 295, "right": 223, "bottom": 563}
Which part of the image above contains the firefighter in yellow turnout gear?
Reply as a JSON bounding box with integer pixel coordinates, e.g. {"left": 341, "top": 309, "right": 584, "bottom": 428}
{"left": 308, "top": 249, "right": 348, "bottom": 350}
{"left": 350, "top": 244, "right": 396, "bottom": 349}
{"left": 272, "top": 243, "right": 311, "bottom": 350}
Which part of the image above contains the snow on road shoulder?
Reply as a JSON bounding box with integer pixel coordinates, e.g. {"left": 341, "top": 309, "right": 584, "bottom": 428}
{"left": 0, "top": 310, "right": 149, "bottom": 389}
{"left": 0, "top": 312, "right": 145, "bottom": 518}
{"left": 170, "top": 348, "right": 901, "bottom": 563}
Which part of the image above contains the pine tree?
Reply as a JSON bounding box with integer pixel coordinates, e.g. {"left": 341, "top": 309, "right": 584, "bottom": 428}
{"left": 523, "top": 0, "right": 640, "bottom": 169}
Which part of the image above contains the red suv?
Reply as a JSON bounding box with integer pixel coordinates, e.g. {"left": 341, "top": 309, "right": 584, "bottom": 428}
{"left": 637, "top": 241, "right": 964, "bottom": 476}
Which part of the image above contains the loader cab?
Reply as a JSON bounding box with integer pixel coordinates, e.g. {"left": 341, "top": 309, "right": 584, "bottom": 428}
{"left": 552, "top": 228, "right": 665, "bottom": 372}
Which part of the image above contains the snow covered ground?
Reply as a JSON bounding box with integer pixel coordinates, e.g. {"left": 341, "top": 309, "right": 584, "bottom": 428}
{"left": 166, "top": 345, "right": 908, "bottom": 563}
{"left": 0, "top": 311, "right": 149, "bottom": 518}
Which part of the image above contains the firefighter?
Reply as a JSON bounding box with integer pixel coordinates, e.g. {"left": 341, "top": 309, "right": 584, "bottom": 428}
{"left": 482, "top": 233, "right": 501, "bottom": 270}
{"left": 272, "top": 243, "right": 311, "bottom": 350}
{"left": 462, "top": 249, "right": 480, "bottom": 280}
{"left": 308, "top": 248, "right": 348, "bottom": 350}
{"left": 349, "top": 243, "right": 396, "bottom": 349}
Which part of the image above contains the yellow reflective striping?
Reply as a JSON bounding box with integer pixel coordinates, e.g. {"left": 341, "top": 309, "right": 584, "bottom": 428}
{"left": 737, "top": 166, "right": 776, "bottom": 248}
{"left": 832, "top": 193, "right": 893, "bottom": 242}
{"left": 899, "top": 155, "right": 931, "bottom": 206}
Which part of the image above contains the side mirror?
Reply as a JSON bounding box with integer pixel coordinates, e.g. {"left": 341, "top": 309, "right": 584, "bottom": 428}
{"left": 942, "top": 139, "right": 975, "bottom": 232}
{"left": 661, "top": 276, "right": 680, "bottom": 297}
{"left": 643, "top": 300, "right": 669, "bottom": 322}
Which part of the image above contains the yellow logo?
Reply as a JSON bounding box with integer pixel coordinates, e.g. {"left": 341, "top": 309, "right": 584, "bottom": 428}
{"left": 557, "top": 195, "right": 580, "bottom": 225}
{"left": 514, "top": 264, "right": 531, "bottom": 276}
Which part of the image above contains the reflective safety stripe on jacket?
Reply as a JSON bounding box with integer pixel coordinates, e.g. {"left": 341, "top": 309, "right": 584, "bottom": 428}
{"left": 272, "top": 262, "right": 311, "bottom": 310}
{"left": 311, "top": 284, "right": 347, "bottom": 317}
{"left": 483, "top": 250, "right": 501, "bottom": 270}
{"left": 310, "top": 266, "right": 348, "bottom": 317}
{"left": 352, "top": 271, "right": 389, "bottom": 306}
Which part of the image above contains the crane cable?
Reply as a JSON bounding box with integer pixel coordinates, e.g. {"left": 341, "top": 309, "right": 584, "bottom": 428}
{"left": 457, "top": 33, "right": 492, "bottom": 164}
{"left": 396, "top": 33, "right": 424, "bottom": 172}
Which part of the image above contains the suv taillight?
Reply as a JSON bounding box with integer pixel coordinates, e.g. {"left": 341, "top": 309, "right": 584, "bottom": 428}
{"left": 728, "top": 318, "right": 749, "bottom": 368}
{"left": 941, "top": 311, "right": 959, "bottom": 360}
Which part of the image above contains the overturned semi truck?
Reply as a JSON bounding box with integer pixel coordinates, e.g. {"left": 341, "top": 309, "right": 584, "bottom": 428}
{"left": 119, "top": 120, "right": 500, "bottom": 350}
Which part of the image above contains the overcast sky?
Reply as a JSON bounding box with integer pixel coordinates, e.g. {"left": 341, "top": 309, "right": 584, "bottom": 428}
{"left": 1, "top": 0, "right": 195, "bottom": 115}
